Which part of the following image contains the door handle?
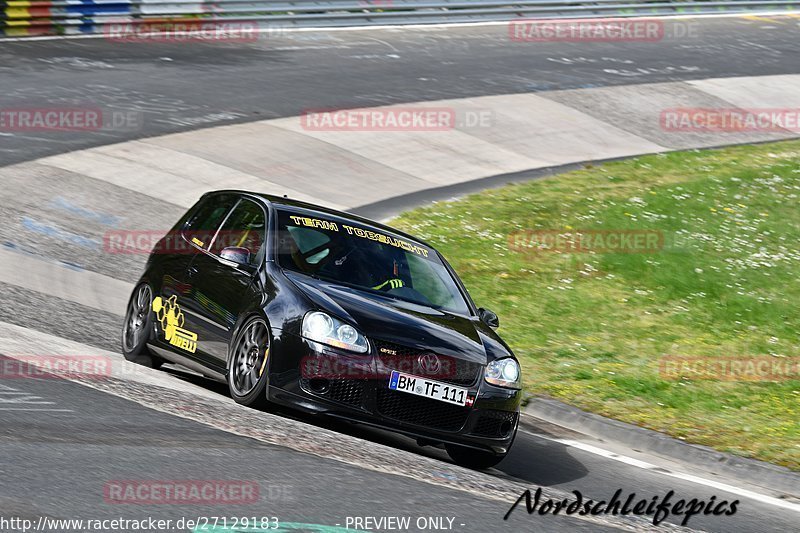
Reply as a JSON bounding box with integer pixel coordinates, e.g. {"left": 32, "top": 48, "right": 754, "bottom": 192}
{"left": 187, "top": 266, "right": 199, "bottom": 277}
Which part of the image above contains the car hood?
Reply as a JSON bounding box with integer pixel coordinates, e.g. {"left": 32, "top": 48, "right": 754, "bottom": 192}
{"left": 284, "top": 271, "right": 496, "bottom": 365}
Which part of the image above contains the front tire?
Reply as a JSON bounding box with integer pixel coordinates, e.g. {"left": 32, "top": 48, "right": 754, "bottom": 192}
{"left": 121, "top": 283, "right": 164, "bottom": 369}
{"left": 228, "top": 317, "right": 271, "bottom": 408}
{"left": 445, "top": 444, "right": 507, "bottom": 470}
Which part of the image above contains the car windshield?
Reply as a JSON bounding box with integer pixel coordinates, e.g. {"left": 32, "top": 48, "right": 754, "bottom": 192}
{"left": 276, "top": 209, "right": 471, "bottom": 315}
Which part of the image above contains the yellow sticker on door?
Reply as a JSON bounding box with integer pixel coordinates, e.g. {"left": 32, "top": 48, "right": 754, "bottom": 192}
{"left": 152, "top": 295, "right": 198, "bottom": 354}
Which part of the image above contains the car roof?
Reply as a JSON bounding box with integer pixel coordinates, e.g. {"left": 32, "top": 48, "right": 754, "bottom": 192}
{"left": 205, "top": 190, "right": 436, "bottom": 249}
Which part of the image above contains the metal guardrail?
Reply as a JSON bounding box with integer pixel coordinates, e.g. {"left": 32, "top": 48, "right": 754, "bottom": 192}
{"left": 1, "top": 0, "right": 798, "bottom": 37}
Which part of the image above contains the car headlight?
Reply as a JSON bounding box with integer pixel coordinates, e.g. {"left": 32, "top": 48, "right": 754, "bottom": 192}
{"left": 484, "top": 358, "right": 521, "bottom": 388}
{"left": 302, "top": 311, "right": 369, "bottom": 354}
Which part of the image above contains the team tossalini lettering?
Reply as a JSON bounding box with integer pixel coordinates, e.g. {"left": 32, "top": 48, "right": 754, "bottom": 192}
{"left": 289, "top": 215, "right": 430, "bottom": 257}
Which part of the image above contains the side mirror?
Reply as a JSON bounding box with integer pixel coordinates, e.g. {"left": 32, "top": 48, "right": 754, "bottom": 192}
{"left": 478, "top": 307, "right": 500, "bottom": 329}
{"left": 220, "top": 246, "right": 251, "bottom": 266}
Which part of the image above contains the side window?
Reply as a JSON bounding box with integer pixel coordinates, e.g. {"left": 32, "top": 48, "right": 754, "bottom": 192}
{"left": 183, "top": 195, "right": 236, "bottom": 249}
{"left": 210, "top": 199, "right": 266, "bottom": 266}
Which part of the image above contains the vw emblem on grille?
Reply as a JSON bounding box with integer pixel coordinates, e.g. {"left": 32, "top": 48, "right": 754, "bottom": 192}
{"left": 418, "top": 353, "right": 441, "bottom": 375}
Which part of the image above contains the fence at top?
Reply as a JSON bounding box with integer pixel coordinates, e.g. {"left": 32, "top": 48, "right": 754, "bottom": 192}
{"left": 1, "top": 0, "right": 799, "bottom": 38}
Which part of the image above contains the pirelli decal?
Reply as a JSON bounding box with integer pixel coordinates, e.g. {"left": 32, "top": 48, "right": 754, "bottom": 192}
{"left": 289, "top": 215, "right": 429, "bottom": 258}
{"left": 152, "top": 295, "right": 198, "bottom": 354}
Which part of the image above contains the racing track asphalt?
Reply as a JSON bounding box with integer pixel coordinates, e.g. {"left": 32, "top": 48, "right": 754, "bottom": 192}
{"left": 1, "top": 354, "right": 612, "bottom": 533}
{"left": 1, "top": 336, "right": 797, "bottom": 533}
{"left": 1, "top": 15, "right": 800, "bottom": 166}
{"left": 1, "top": 14, "right": 799, "bottom": 533}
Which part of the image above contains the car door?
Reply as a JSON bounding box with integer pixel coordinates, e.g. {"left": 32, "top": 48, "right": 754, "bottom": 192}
{"left": 180, "top": 197, "right": 267, "bottom": 369}
{"left": 154, "top": 193, "right": 237, "bottom": 356}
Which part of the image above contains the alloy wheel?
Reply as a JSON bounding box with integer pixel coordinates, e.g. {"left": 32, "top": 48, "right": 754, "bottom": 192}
{"left": 123, "top": 285, "right": 152, "bottom": 352}
{"left": 231, "top": 319, "right": 270, "bottom": 396}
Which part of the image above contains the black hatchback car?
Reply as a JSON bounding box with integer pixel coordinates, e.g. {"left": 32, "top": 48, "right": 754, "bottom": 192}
{"left": 123, "top": 191, "right": 522, "bottom": 468}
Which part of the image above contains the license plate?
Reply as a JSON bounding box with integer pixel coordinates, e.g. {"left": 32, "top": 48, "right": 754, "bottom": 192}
{"left": 388, "top": 370, "right": 468, "bottom": 406}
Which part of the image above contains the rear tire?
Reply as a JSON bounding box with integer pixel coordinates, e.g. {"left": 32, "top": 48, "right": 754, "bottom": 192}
{"left": 121, "top": 283, "right": 164, "bottom": 369}
{"left": 445, "top": 444, "right": 506, "bottom": 470}
{"left": 228, "top": 317, "right": 271, "bottom": 408}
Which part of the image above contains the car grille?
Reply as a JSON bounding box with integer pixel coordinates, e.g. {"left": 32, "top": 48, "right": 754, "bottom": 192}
{"left": 329, "top": 379, "right": 366, "bottom": 407}
{"left": 373, "top": 340, "right": 482, "bottom": 386}
{"left": 471, "top": 410, "right": 518, "bottom": 438}
{"left": 376, "top": 388, "right": 470, "bottom": 432}
{"left": 300, "top": 378, "right": 366, "bottom": 408}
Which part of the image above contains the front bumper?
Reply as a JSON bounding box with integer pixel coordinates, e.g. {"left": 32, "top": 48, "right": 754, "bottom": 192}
{"left": 267, "top": 336, "right": 522, "bottom": 455}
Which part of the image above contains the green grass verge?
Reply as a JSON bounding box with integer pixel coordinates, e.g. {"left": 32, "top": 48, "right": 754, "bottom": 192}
{"left": 392, "top": 140, "right": 800, "bottom": 470}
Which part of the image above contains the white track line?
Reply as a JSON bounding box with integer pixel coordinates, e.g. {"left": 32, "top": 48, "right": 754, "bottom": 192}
{"left": 2, "top": 12, "right": 799, "bottom": 42}
{"left": 523, "top": 430, "right": 800, "bottom": 513}
{"left": 0, "top": 407, "right": 73, "bottom": 412}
